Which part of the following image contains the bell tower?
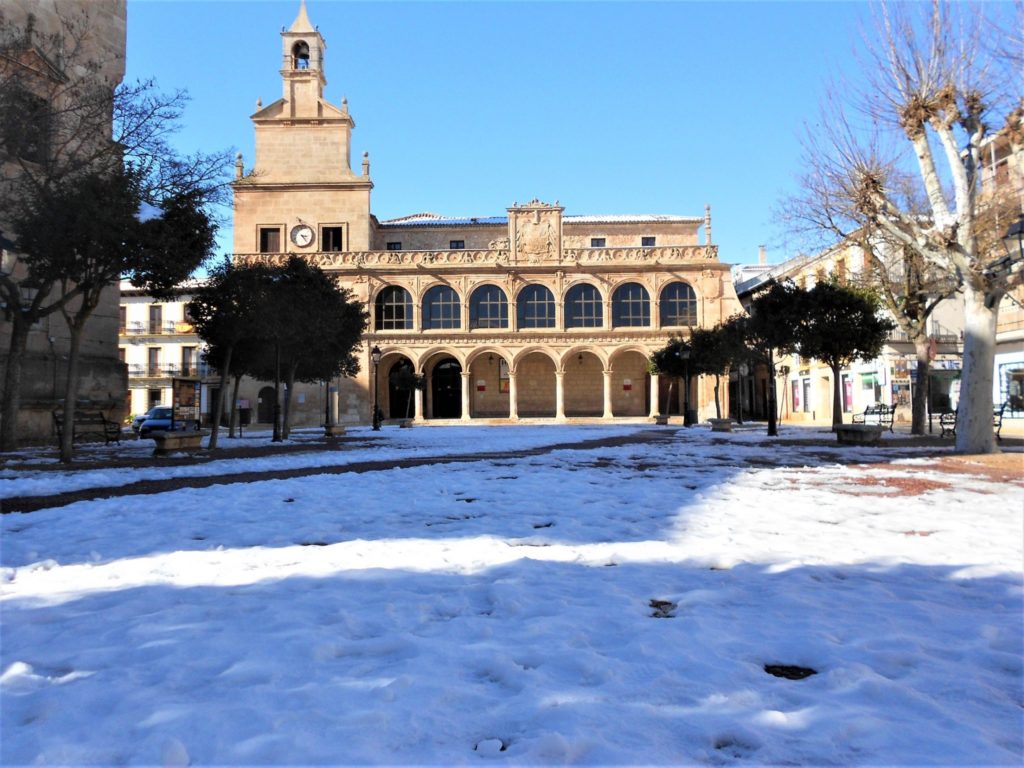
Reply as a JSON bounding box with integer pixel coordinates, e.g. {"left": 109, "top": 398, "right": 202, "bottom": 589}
{"left": 232, "top": 0, "right": 373, "bottom": 253}
{"left": 280, "top": 0, "right": 325, "bottom": 117}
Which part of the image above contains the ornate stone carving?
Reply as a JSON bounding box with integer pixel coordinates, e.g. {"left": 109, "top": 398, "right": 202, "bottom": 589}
{"left": 234, "top": 243, "right": 718, "bottom": 272}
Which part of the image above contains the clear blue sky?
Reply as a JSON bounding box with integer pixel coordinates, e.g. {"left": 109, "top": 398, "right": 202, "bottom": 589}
{"left": 126, "top": 0, "right": 872, "bottom": 266}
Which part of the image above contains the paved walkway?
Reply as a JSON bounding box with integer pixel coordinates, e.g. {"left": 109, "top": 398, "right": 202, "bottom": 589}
{"left": 4, "top": 428, "right": 1021, "bottom": 515}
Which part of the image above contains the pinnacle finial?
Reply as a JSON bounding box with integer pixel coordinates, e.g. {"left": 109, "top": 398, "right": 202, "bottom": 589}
{"left": 704, "top": 204, "right": 712, "bottom": 246}
{"left": 289, "top": 0, "right": 316, "bottom": 34}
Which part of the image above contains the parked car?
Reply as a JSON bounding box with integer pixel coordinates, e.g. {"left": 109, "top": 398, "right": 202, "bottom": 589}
{"left": 131, "top": 406, "right": 166, "bottom": 434}
{"left": 137, "top": 409, "right": 185, "bottom": 438}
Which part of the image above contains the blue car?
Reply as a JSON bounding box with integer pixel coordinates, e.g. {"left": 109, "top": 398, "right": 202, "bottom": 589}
{"left": 138, "top": 407, "right": 199, "bottom": 438}
{"left": 131, "top": 406, "right": 166, "bottom": 434}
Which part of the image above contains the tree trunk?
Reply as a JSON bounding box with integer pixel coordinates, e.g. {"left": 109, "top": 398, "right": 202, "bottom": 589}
{"left": 766, "top": 353, "right": 778, "bottom": 437}
{"left": 229, "top": 374, "right": 242, "bottom": 438}
{"left": 272, "top": 343, "right": 282, "bottom": 442}
{"left": 207, "top": 346, "right": 232, "bottom": 450}
{"left": 955, "top": 287, "right": 998, "bottom": 454}
{"left": 58, "top": 320, "right": 86, "bottom": 464}
{"left": 0, "top": 317, "right": 31, "bottom": 452}
{"left": 282, "top": 362, "right": 298, "bottom": 440}
{"left": 831, "top": 362, "right": 843, "bottom": 430}
{"left": 911, "top": 337, "right": 930, "bottom": 436}
{"left": 713, "top": 374, "right": 721, "bottom": 419}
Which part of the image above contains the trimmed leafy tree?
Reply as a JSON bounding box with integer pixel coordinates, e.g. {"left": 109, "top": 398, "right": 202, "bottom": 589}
{"left": 12, "top": 168, "right": 216, "bottom": 462}
{"left": 650, "top": 337, "right": 691, "bottom": 418}
{"left": 742, "top": 280, "right": 805, "bottom": 437}
{"left": 0, "top": 10, "right": 230, "bottom": 454}
{"left": 690, "top": 322, "right": 749, "bottom": 419}
{"left": 186, "top": 259, "right": 274, "bottom": 449}
{"left": 245, "top": 257, "right": 368, "bottom": 441}
{"left": 797, "top": 280, "right": 895, "bottom": 430}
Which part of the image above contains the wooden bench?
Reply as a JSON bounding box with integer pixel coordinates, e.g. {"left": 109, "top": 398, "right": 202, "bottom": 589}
{"left": 52, "top": 409, "right": 121, "bottom": 445}
{"left": 940, "top": 403, "right": 1007, "bottom": 441}
{"left": 852, "top": 404, "right": 895, "bottom": 432}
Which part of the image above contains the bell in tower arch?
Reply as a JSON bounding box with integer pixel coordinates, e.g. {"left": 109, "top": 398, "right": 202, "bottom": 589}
{"left": 292, "top": 40, "right": 310, "bottom": 70}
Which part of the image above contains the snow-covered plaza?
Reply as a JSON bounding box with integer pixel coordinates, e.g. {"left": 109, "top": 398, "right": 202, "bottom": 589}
{"left": 1, "top": 424, "right": 1022, "bottom": 765}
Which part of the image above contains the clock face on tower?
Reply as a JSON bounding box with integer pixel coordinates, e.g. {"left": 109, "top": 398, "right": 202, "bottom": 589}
{"left": 290, "top": 224, "right": 315, "bottom": 248}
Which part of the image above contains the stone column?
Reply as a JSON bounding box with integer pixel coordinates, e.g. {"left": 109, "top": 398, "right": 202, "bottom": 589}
{"left": 649, "top": 373, "right": 660, "bottom": 418}
{"left": 414, "top": 386, "right": 424, "bottom": 421}
{"left": 461, "top": 371, "right": 471, "bottom": 421}
{"left": 509, "top": 371, "right": 519, "bottom": 420}
{"left": 555, "top": 371, "right": 566, "bottom": 420}
{"left": 603, "top": 369, "right": 614, "bottom": 418}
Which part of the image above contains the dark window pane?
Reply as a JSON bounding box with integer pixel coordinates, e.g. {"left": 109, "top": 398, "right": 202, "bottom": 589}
{"left": 259, "top": 228, "right": 281, "bottom": 253}
{"left": 322, "top": 226, "right": 343, "bottom": 251}
{"left": 450, "top": 240, "right": 465, "bottom": 250}
{"left": 423, "top": 285, "right": 461, "bottom": 329}
{"left": 590, "top": 238, "right": 606, "bottom": 248}
{"left": 642, "top": 236, "right": 656, "bottom": 247}
{"left": 375, "top": 286, "right": 413, "bottom": 330}
{"left": 612, "top": 282, "right": 651, "bottom": 327}
{"left": 565, "top": 283, "right": 602, "bottom": 328}
{"left": 470, "top": 285, "right": 508, "bottom": 329}
{"left": 660, "top": 281, "right": 697, "bottom": 326}
{"left": 517, "top": 284, "right": 556, "bottom": 329}
{"left": 386, "top": 242, "right": 402, "bottom": 251}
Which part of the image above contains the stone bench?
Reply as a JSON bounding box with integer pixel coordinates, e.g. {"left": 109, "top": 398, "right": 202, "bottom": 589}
{"left": 835, "top": 424, "right": 885, "bottom": 446}
{"left": 150, "top": 429, "right": 206, "bottom": 456}
{"left": 708, "top": 418, "right": 733, "bottom": 433}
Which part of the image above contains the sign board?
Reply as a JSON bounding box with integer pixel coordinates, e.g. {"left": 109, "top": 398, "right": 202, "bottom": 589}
{"left": 171, "top": 378, "right": 201, "bottom": 429}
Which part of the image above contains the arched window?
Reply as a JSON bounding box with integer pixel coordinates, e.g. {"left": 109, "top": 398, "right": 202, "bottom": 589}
{"left": 423, "top": 285, "right": 461, "bottom": 329}
{"left": 611, "top": 283, "right": 651, "bottom": 327}
{"left": 565, "top": 283, "right": 603, "bottom": 328}
{"left": 292, "top": 41, "right": 310, "bottom": 69}
{"left": 660, "top": 281, "right": 697, "bottom": 327}
{"left": 375, "top": 286, "right": 413, "bottom": 331}
{"left": 469, "top": 285, "right": 508, "bottom": 329}
{"left": 517, "top": 284, "right": 556, "bottom": 329}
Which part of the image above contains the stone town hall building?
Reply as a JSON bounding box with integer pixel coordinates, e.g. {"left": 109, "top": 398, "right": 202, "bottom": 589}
{"left": 233, "top": 3, "right": 742, "bottom": 426}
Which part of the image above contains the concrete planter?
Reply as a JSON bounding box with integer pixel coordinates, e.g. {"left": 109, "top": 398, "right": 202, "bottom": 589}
{"left": 151, "top": 430, "right": 206, "bottom": 456}
{"left": 835, "top": 424, "right": 884, "bottom": 446}
{"left": 708, "top": 418, "right": 733, "bottom": 433}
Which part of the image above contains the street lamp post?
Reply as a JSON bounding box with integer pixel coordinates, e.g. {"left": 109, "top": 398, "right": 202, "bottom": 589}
{"left": 738, "top": 362, "right": 748, "bottom": 424}
{"left": 1002, "top": 214, "right": 1024, "bottom": 262}
{"left": 371, "top": 345, "right": 382, "bottom": 431}
{"left": 680, "top": 348, "right": 692, "bottom": 427}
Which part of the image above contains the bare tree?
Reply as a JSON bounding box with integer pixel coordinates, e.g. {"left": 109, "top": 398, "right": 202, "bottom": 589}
{"left": 1, "top": 8, "right": 231, "bottom": 453}
{"left": 786, "top": 1, "right": 1022, "bottom": 453}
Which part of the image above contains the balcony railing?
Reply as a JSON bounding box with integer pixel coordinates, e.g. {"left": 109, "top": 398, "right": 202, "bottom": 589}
{"left": 128, "top": 362, "right": 212, "bottom": 379}
{"left": 121, "top": 321, "right": 195, "bottom": 336}
{"left": 886, "top": 329, "right": 960, "bottom": 344}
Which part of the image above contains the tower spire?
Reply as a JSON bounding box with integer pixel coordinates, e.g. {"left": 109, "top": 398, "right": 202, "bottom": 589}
{"left": 289, "top": 0, "right": 315, "bottom": 33}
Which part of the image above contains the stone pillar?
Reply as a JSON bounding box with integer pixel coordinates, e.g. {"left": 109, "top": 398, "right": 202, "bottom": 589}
{"left": 603, "top": 369, "right": 614, "bottom": 418}
{"left": 330, "top": 386, "right": 340, "bottom": 424}
{"left": 649, "top": 373, "right": 660, "bottom": 418}
{"left": 509, "top": 371, "right": 519, "bottom": 420}
{"left": 460, "top": 371, "right": 471, "bottom": 421}
{"left": 414, "top": 386, "right": 424, "bottom": 421}
{"left": 555, "top": 371, "right": 565, "bottom": 420}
